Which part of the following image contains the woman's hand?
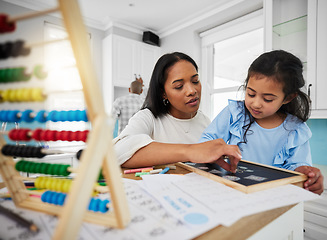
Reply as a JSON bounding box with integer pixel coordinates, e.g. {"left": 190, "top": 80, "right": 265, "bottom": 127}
{"left": 187, "top": 139, "right": 242, "bottom": 173}
{"left": 295, "top": 166, "right": 324, "bottom": 195}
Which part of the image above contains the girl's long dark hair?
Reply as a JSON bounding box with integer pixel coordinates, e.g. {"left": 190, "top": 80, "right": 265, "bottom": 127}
{"left": 241, "top": 50, "right": 311, "bottom": 143}
{"left": 141, "top": 52, "right": 198, "bottom": 118}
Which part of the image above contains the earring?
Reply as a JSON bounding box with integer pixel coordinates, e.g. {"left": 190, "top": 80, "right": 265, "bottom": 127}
{"left": 163, "top": 98, "right": 169, "bottom": 106}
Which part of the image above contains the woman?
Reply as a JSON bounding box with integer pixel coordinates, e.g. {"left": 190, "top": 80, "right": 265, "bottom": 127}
{"left": 114, "top": 52, "right": 241, "bottom": 172}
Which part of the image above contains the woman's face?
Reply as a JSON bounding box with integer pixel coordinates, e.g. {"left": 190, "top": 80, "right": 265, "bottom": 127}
{"left": 163, "top": 60, "right": 201, "bottom": 119}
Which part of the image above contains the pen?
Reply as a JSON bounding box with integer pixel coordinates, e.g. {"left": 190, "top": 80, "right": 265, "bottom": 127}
{"left": 123, "top": 167, "right": 153, "bottom": 174}
{"left": 135, "top": 172, "right": 150, "bottom": 177}
{"left": 165, "top": 165, "right": 176, "bottom": 170}
{"left": 159, "top": 167, "right": 170, "bottom": 174}
{"left": 150, "top": 169, "right": 162, "bottom": 174}
{"left": 0, "top": 204, "right": 39, "bottom": 232}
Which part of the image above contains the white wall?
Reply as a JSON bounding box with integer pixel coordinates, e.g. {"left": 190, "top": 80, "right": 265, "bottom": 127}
{"left": 160, "top": 0, "right": 263, "bottom": 68}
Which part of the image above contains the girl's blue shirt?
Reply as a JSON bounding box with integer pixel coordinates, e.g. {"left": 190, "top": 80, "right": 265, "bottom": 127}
{"left": 199, "top": 100, "right": 312, "bottom": 171}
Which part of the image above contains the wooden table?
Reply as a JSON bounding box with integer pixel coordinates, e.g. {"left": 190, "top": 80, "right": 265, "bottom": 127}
{"left": 122, "top": 164, "right": 303, "bottom": 240}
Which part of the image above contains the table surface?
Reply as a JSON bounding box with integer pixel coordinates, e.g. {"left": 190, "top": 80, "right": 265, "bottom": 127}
{"left": 121, "top": 164, "right": 295, "bottom": 240}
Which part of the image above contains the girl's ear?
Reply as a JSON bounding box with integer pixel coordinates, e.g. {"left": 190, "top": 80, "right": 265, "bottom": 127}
{"left": 162, "top": 92, "right": 167, "bottom": 99}
{"left": 283, "top": 93, "right": 297, "bottom": 104}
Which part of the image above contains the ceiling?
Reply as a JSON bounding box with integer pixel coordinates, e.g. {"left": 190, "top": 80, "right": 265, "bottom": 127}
{"left": 5, "top": 0, "right": 240, "bottom": 37}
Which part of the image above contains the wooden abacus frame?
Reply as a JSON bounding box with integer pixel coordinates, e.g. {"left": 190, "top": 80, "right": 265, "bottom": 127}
{"left": 0, "top": 0, "right": 130, "bottom": 239}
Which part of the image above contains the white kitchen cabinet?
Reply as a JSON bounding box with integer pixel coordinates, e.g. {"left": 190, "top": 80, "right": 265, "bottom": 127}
{"left": 102, "top": 34, "right": 160, "bottom": 113}
{"left": 264, "top": 0, "right": 327, "bottom": 118}
{"left": 249, "top": 202, "right": 304, "bottom": 240}
{"left": 307, "top": 0, "right": 327, "bottom": 118}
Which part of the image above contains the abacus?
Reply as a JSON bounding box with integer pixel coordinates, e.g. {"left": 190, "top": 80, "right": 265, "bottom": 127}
{"left": 0, "top": 0, "right": 130, "bottom": 239}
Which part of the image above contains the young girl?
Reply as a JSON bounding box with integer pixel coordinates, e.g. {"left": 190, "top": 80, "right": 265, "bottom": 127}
{"left": 200, "top": 50, "right": 324, "bottom": 194}
{"left": 114, "top": 52, "right": 241, "bottom": 171}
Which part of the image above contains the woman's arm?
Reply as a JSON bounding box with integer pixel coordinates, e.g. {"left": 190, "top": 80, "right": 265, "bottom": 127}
{"left": 114, "top": 109, "right": 155, "bottom": 165}
{"left": 122, "top": 139, "right": 242, "bottom": 173}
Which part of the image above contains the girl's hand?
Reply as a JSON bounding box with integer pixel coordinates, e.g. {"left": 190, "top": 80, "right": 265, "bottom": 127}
{"left": 295, "top": 166, "right": 324, "bottom": 195}
{"left": 188, "top": 139, "right": 242, "bottom": 173}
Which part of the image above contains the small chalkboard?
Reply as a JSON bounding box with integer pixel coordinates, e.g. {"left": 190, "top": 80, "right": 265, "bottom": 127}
{"left": 177, "top": 160, "right": 307, "bottom": 193}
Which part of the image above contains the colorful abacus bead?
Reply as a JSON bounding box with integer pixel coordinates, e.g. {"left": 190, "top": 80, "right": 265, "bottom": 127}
{"left": 0, "top": 69, "right": 6, "bottom": 82}
{"left": 59, "top": 111, "right": 69, "bottom": 121}
{"left": 67, "top": 110, "right": 75, "bottom": 121}
{"left": 31, "top": 128, "right": 43, "bottom": 141}
{"left": 40, "top": 191, "right": 110, "bottom": 213}
{"left": 45, "top": 110, "right": 88, "bottom": 122}
{"left": 8, "top": 129, "right": 31, "bottom": 141}
{"left": 33, "top": 65, "right": 48, "bottom": 80}
{"left": 31, "top": 88, "right": 45, "bottom": 101}
{"left": 7, "top": 110, "right": 20, "bottom": 122}
{"left": 88, "top": 198, "right": 110, "bottom": 213}
{"left": 0, "top": 45, "right": 10, "bottom": 60}
{"left": 9, "top": 40, "right": 30, "bottom": 58}
{"left": 15, "top": 160, "right": 71, "bottom": 176}
{"left": 19, "top": 129, "right": 31, "bottom": 141}
{"left": 11, "top": 40, "right": 23, "bottom": 57}
{"left": 35, "top": 110, "right": 47, "bottom": 123}
{"left": 8, "top": 88, "right": 16, "bottom": 102}
{"left": 88, "top": 198, "right": 101, "bottom": 212}
{"left": 34, "top": 177, "right": 46, "bottom": 189}
{"left": 4, "top": 88, "right": 46, "bottom": 102}
{"left": 0, "top": 110, "right": 9, "bottom": 121}
{"left": 1, "top": 89, "right": 11, "bottom": 101}
{"left": 41, "top": 191, "right": 67, "bottom": 206}
{"left": 35, "top": 177, "right": 73, "bottom": 193}
{"left": 15, "top": 88, "right": 25, "bottom": 100}
{"left": 39, "top": 130, "right": 52, "bottom": 141}
{"left": 2, "top": 145, "right": 45, "bottom": 158}
{"left": 47, "top": 111, "right": 58, "bottom": 122}
{"left": 0, "top": 14, "right": 16, "bottom": 33}
{"left": 21, "top": 88, "right": 32, "bottom": 101}
{"left": 21, "top": 109, "right": 34, "bottom": 122}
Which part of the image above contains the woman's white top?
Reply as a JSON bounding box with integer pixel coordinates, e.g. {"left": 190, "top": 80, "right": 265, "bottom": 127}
{"left": 113, "top": 108, "right": 211, "bottom": 165}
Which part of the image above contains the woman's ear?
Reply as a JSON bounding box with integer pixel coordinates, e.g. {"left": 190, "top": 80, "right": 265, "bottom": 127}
{"left": 283, "top": 93, "right": 298, "bottom": 104}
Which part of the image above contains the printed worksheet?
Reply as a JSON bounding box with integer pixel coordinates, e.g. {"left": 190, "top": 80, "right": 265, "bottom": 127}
{"left": 0, "top": 178, "right": 214, "bottom": 240}
{"left": 141, "top": 173, "right": 321, "bottom": 227}
{"left": 0, "top": 174, "right": 320, "bottom": 239}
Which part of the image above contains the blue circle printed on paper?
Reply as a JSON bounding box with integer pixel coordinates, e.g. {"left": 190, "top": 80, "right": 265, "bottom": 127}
{"left": 184, "top": 213, "right": 209, "bottom": 225}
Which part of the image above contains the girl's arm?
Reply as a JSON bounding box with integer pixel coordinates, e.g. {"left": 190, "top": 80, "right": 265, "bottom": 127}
{"left": 122, "top": 139, "right": 242, "bottom": 173}
{"left": 282, "top": 121, "right": 324, "bottom": 194}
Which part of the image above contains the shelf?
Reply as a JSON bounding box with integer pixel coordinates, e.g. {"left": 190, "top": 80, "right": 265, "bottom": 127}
{"left": 273, "top": 15, "right": 307, "bottom": 37}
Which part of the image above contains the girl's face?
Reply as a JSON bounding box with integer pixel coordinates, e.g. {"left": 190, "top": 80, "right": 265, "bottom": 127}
{"left": 245, "top": 74, "right": 290, "bottom": 126}
{"left": 163, "top": 60, "right": 201, "bottom": 119}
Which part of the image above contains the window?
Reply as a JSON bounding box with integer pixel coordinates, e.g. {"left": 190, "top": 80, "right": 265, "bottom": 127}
{"left": 43, "top": 22, "right": 89, "bottom": 148}
{"left": 201, "top": 10, "right": 264, "bottom": 119}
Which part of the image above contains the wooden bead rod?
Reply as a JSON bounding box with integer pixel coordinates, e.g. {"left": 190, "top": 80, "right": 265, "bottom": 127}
{"left": 15, "top": 176, "right": 109, "bottom": 193}
{"left": 3, "top": 160, "right": 76, "bottom": 174}
{"left": 18, "top": 190, "right": 112, "bottom": 209}
{"left": 8, "top": 7, "right": 60, "bottom": 23}
{"left": 20, "top": 189, "right": 42, "bottom": 195}
{"left": 25, "top": 37, "right": 69, "bottom": 48}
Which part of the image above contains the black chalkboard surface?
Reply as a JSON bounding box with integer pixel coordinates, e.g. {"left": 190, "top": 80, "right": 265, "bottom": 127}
{"left": 177, "top": 160, "right": 307, "bottom": 193}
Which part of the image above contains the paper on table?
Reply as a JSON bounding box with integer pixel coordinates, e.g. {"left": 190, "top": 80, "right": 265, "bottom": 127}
{"left": 141, "top": 172, "right": 320, "bottom": 227}
{"left": 0, "top": 178, "right": 218, "bottom": 240}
